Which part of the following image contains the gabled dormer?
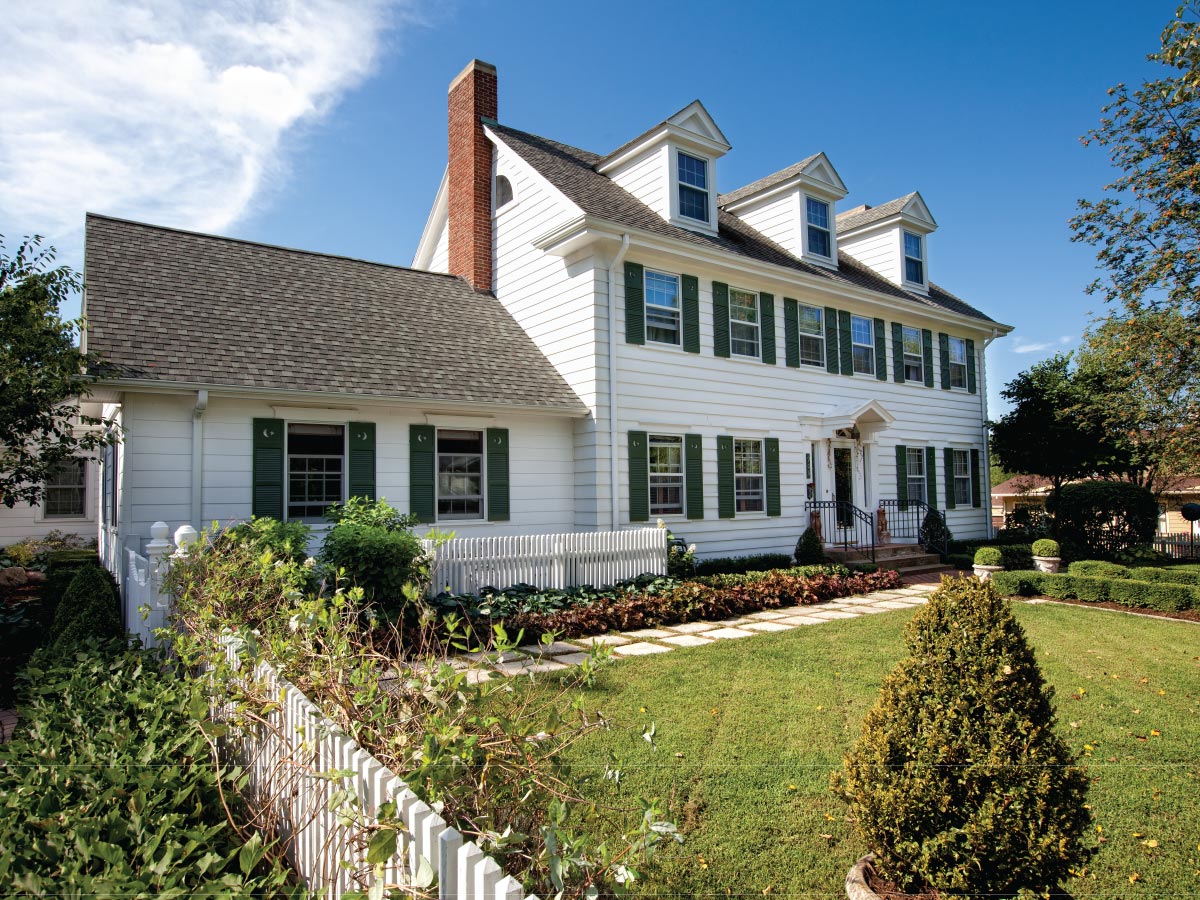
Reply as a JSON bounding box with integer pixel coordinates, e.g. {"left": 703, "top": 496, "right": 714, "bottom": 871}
{"left": 718, "top": 153, "right": 848, "bottom": 269}
{"left": 836, "top": 191, "right": 937, "bottom": 293}
{"left": 596, "top": 100, "right": 730, "bottom": 235}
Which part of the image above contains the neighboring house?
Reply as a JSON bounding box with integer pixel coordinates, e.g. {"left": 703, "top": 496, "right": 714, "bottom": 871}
{"left": 84, "top": 59, "right": 1011, "bottom": 570}
{"left": 0, "top": 406, "right": 103, "bottom": 547}
{"left": 991, "top": 475, "right": 1200, "bottom": 535}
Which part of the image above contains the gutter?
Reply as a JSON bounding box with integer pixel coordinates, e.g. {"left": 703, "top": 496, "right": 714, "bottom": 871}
{"left": 607, "top": 234, "right": 631, "bottom": 530}
{"left": 191, "top": 389, "right": 208, "bottom": 531}
{"left": 981, "top": 329, "right": 1000, "bottom": 537}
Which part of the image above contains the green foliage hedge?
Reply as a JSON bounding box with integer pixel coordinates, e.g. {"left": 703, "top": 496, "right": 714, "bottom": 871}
{"left": 794, "top": 527, "right": 824, "bottom": 565}
{"left": 0, "top": 648, "right": 301, "bottom": 898}
{"left": 320, "top": 524, "right": 423, "bottom": 605}
{"left": 833, "top": 576, "right": 1092, "bottom": 897}
{"left": 990, "top": 568, "right": 1199, "bottom": 612}
{"left": 1047, "top": 480, "right": 1159, "bottom": 560}
{"left": 692, "top": 553, "right": 793, "bottom": 576}
{"left": 50, "top": 565, "right": 123, "bottom": 655}
{"left": 973, "top": 546, "right": 1003, "bottom": 566}
{"left": 949, "top": 540, "right": 1035, "bottom": 569}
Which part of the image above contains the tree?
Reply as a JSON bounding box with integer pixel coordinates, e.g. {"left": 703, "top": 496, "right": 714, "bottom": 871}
{"left": 989, "top": 354, "right": 1125, "bottom": 500}
{"left": 1070, "top": 3, "right": 1200, "bottom": 320}
{"left": 0, "top": 235, "right": 115, "bottom": 508}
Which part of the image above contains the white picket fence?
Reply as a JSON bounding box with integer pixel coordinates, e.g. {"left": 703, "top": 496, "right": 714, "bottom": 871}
{"left": 222, "top": 647, "right": 538, "bottom": 900}
{"left": 121, "top": 522, "right": 193, "bottom": 648}
{"left": 1153, "top": 532, "right": 1199, "bottom": 559}
{"left": 422, "top": 528, "right": 667, "bottom": 595}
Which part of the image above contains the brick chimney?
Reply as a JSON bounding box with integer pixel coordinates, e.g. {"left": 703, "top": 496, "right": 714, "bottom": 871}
{"left": 448, "top": 59, "right": 498, "bottom": 293}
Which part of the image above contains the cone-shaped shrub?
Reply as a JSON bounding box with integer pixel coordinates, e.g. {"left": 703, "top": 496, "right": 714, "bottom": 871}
{"left": 51, "top": 565, "right": 122, "bottom": 653}
{"left": 832, "top": 576, "right": 1092, "bottom": 898}
{"left": 794, "top": 526, "right": 824, "bottom": 565}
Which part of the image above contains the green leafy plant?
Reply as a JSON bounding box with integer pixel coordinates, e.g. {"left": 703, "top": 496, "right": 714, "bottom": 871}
{"left": 832, "top": 576, "right": 1092, "bottom": 898}
{"left": 1047, "top": 480, "right": 1159, "bottom": 560}
{"left": 692, "top": 553, "right": 792, "bottom": 576}
{"left": 325, "top": 496, "right": 419, "bottom": 531}
{"left": 1068, "top": 560, "right": 1131, "bottom": 578}
{"left": 226, "top": 516, "right": 312, "bottom": 565}
{"left": 794, "top": 527, "right": 824, "bottom": 565}
{"left": 664, "top": 529, "right": 696, "bottom": 579}
{"left": 1032, "top": 538, "right": 1060, "bottom": 558}
{"left": 973, "top": 546, "right": 1003, "bottom": 567}
{"left": 918, "top": 509, "right": 952, "bottom": 555}
{"left": 319, "top": 523, "right": 424, "bottom": 606}
{"left": 50, "top": 565, "right": 123, "bottom": 654}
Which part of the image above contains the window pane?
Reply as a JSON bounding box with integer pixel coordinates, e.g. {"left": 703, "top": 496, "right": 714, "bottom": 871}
{"left": 806, "top": 197, "right": 829, "bottom": 229}
{"left": 808, "top": 226, "right": 831, "bottom": 258}
{"left": 905, "top": 257, "right": 924, "bottom": 284}
{"left": 851, "top": 316, "right": 873, "bottom": 346}
{"left": 851, "top": 315, "right": 874, "bottom": 374}
{"left": 730, "top": 289, "right": 760, "bottom": 357}
{"left": 904, "top": 231, "right": 923, "bottom": 260}
{"left": 734, "top": 440, "right": 764, "bottom": 514}
{"left": 645, "top": 270, "right": 681, "bottom": 345}
{"left": 438, "top": 430, "right": 483, "bottom": 519}
{"left": 679, "top": 184, "right": 708, "bottom": 221}
{"left": 45, "top": 459, "right": 87, "bottom": 518}
{"left": 797, "top": 304, "right": 823, "bottom": 335}
{"left": 678, "top": 153, "right": 707, "bottom": 189}
{"left": 905, "top": 449, "right": 925, "bottom": 504}
{"left": 800, "top": 334, "right": 824, "bottom": 366}
{"left": 949, "top": 338, "right": 967, "bottom": 364}
{"left": 649, "top": 435, "right": 684, "bottom": 516}
{"left": 287, "top": 424, "right": 344, "bottom": 519}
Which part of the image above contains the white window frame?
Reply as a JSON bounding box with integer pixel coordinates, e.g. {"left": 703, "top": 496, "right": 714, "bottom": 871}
{"left": 902, "top": 325, "right": 924, "bottom": 383}
{"left": 851, "top": 314, "right": 875, "bottom": 376}
{"left": 286, "top": 422, "right": 347, "bottom": 522}
{"left": 948, "top": 336, "right": 968, "bottom": 389}
{"left": 734, "top": 438, "right": 765, "bottom": 514}
{"left": 906, "top": 447, "right": 926, "bottom": 504}
{"left": 953, "top": 449, "right": 972, "bottom": 506}
{"left": 43, "top": 457, "right": 87, "bottom": 519}
{"left": 644, "top": 269, "right": 682, "bottom": 347}
{"left": 805, "top": 197, "right": 832, "bottom": 259}
{"left": 797, "top": 303, "right": 825, "bottom": 367}
{"left": 676, "top": 151, "right": 710, "bottom": 223}
{"left": 729, "top": 287, "right": 761, "bottom": 359}
{"left": 903, "top": 230, "right": 925, "bottom": 286}
{"left": 437, "top": 428, "right": 486, "bottom": 522}
{"left": 648, "top": 434, "right": 685, "bottom": 517}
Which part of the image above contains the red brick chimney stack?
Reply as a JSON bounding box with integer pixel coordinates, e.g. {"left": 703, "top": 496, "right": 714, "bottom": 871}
{"left": 448, "top": 59, "right": 498, "bottom": 293}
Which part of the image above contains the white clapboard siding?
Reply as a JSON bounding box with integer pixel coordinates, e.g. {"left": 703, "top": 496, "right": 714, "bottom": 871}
{"left": 219, "top": 650, "right": 541, "bottom": 900}
{"left": 421, "top": 527, "right": 667, "bottom": 594}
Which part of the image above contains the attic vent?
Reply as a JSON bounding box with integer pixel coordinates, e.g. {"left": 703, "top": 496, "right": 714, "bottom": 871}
{"left": 495, "top": 175, "right": 514, "bottom": 209}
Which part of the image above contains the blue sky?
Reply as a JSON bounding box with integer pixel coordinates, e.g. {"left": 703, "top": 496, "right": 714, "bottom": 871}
{"left": 1, "top": 0, "right": 1172, "bottom": 415}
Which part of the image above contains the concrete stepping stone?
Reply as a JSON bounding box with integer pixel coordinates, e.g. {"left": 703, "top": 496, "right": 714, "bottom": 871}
{"left": 713, "top": 618, "right": 754, "bottom": 627}
{"left": 572, "top": 633, "right": 630, "bottom": 647}
{"left": 625, "top": 627, "right": 675, "bottom": 639}
{"left": 666, "top": 621, "right": 720, "bottom": 634}
{"left": 518, "top": 641, "right": 585, "bottom": 657}
{"left": 806, "top": 609, "right": 860, "bottom": 620}
{"left": 746, "top": 610, "right": 793, "bottom": 620}
{"left": 703, "top": 627, "right": 755, "bottom": 639}
{"left": 612, "top": 641, "right": 672, "bottom": 656}
{"left": 494, "top": 659, "right": 536, "bottom": 676}
{"left": 742, "top": 621, "right": 795, "bottom": 633}
{"left": 775, "top": 615, "right": 828, "bottom": 625}
{"left": 554, "top": 652, "right": 593, "bottom": 665}
{"left": 528, "top": 659, "right": 569, "bottom": 673}
{"left": 661, "top": 634, "right": 715, "bottom": 648}
{"left": 870, "top": 599, "right": 917, "bottom": 610}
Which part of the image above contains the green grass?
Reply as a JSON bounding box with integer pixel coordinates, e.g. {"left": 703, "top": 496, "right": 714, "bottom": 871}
{"left": 542, "top": 604, "right": 1200, "bottom": 899}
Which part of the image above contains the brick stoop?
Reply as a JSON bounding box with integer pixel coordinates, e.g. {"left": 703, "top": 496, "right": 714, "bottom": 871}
{"left": 825, "top": 542, "right": 948, "bottom": 579}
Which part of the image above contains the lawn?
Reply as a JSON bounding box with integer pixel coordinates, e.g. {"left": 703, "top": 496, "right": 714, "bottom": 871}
{"left": 540, "top": 602, "right": 1200, "bottom": 898}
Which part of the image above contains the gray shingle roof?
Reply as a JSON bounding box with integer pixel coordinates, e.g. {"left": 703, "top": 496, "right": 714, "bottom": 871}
{"left": 491, "top": 126, "right": 995, "bottom": 323}
{"left": 835, "top": 193, "right": 918, "bottom": 233}
{"left": 717, "top": 154, "right": 821, "bottom": 207}
{"left": 83, "top": 214, "right": 586, "bottom": 412}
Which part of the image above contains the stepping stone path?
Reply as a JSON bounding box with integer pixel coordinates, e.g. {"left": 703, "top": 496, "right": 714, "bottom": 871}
{"left": 458, "top": 582, "right": 939, "bottom": 680}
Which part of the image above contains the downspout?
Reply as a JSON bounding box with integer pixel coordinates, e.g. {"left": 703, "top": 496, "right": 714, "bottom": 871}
{"left": 607, "top": 234, "right": 631, "bottom": 531}
{"left": 191, "top": 389, "right": 208, "bottom": 531}
{"left": 980, "top": 330, "right": 999, "bottom": 537}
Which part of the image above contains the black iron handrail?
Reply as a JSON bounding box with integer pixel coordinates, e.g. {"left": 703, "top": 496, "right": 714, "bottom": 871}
{"left": 879, "top": 498, "right": 949, "bottom": 560}
{"left": 806, "top": 500, "right": 875, "bottom": 563}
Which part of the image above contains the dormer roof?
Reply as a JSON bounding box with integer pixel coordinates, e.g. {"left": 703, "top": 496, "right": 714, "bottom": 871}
{"left": 595, "top": 100, "right": 730, "bottom": 172}
{"left": 718, "top": 152, "right": 847, "bottom": 207}
{"left": 836, "top": 191, "right": 936, "bottom": 234}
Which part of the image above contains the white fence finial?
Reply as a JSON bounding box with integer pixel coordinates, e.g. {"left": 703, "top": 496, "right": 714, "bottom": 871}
{"left": 174, "top": 524, "right": 199, "bottom": 555}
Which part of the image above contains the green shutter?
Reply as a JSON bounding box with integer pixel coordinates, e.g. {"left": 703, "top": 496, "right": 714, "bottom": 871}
{"left": 409, "top": 424, "right": 436, "bottom": 523}
{"left": 895, "top": 445, "right": 908, "bottom": 505}
{"left": 712, "top": 281, "right": 730, "bottom": 358}
{"left": 891, "top": 322, "right": 905, "bottom": 383}
{"left": 966, "top": 338, "right": 978, "bottom": 394}
{"left": 765, "top": 437, "right": 781, "bottom": 517}
{"left": 925, "top": 447, "right": 938, "bottom": 508}
{"left": 838, "top": 310, "right": 853, "bottom": 376}
{"left": 970, "top": 448, "right": 982, "bottom": 509}
{"left": 783, "top": 298, "right": 800, "bottom": 368}
{"left": 252, "top": 418, "right": 284, "bottom": 520}
{"left": 624, "top": 261, "right": 644, "bottom": 345}
{"left": 628, "top": 431, "right": 648, "bottom": 522}
{"left": 681, "top": 274, "right": 700, "bottom": 353}
{"left": 685, "top": 434, "right": 704, "bottom": 519}
{"left": 944, "top": 447, "right": 956, "bottom": 510}
{"left": 347, "top": 422, "right": 376, "bottom": 501}
{"left": 939, "top": 332, "right": 952, "bottom": 389}
{"left": 922, "top": 329, "right": 935, "bottom": 387}
{"left": 824, "top": 306, "right": 840, "bottom": 374}
{"left": 873, "top": 317, "right": 887, "bottom": 381}
{"left": 717, "top": 436, "right": 735, "bottom": 519}
{"left": 760, "top": 292, "right": 776, "bottom": 365}
{"left": 486, "top": 428, "right": 510, "bottom": 521}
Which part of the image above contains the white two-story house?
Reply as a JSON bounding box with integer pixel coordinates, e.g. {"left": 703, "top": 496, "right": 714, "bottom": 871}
{"left": 84, "top": 59, "right": 1010, "bottom": 570}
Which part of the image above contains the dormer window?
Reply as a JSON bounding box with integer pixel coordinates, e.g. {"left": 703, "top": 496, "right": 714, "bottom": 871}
{"left": 677, "top": 152, "right": 709, "bottom": 222}
{"left": 904, "top": 231, "right": 924, "bottom": 284}
{"left": 806, "top": 198, "right": 831, "bottom": 258}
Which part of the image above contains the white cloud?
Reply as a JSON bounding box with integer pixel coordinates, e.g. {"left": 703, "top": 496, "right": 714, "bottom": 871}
{"left": 0, "top": 0, "right": 411, "bottom": 246}
{"left": 1011, "top": 335, "right": 1074, "bottom": 354}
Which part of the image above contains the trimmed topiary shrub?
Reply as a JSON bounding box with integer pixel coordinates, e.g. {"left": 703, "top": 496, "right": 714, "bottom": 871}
{"left": 1134, "top": 566, "right": 1200, "bottom": 587}
{"left": 51, "top": 566, "right": 123, "bottom": 654}
{"left": 1047, "top": 480, "right": 1158, "bottom": 560}
{"left": 692, "top": 553, "right": 792, "bottom": 576}
{"left": 1068, "top": 560, "right": 1130, "bottom": 579}
{"left": 794, "top": 526, "right": 824, "bottom": 565}
{"left": 918, "top": 509, "right": 952, "bottom": 554}
{"left": 832, "top": 576, "right": 1092, "bottom": 897}
{"left": 1032, "top": 538, "right": 1060, "bottom": 558}
{"left": 990, "top": 569, "right": 1044, "bottom": 597}
{"left": 973, "top": 546, "right": 1003, "bottom": 567}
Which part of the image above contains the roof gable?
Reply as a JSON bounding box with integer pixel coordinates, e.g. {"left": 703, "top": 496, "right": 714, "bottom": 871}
{"left": 719, "top": 152, "right": 847, "bottom": 208}
{"left": 837, "top": 190, "right": 937, "bottom": 234}
{"left": 596, "top": 100, "right": 731, "bottom": 172}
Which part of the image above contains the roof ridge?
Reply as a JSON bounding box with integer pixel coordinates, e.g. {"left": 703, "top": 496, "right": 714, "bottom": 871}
{"left": 84, "top": 212, "right": 465, "bottom": 280}
{"left": 717, "top": 153, "right": 823, "bottom": 206}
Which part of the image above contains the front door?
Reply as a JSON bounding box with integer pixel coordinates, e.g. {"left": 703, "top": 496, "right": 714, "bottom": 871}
{"left": 833, "top": 446, "right": 854, "bottom": 527}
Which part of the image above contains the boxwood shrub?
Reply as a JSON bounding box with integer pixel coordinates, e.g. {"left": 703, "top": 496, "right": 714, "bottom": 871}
{"left": 692, "top": 553, "right": 793, "bottom": 576}
{"left": 973, "top": 546, "right": 1003, "bottom": 566}
{"left": 990, "top": 568, "right": 1197, "bottom": 612}
{"left": 1031, "top": 538, "right": 1060, "bottom": 558}
{"left": 51, "top": 565, "right": 123, "bottom": 654}
{"left": 1068, "top": 560, "right": 1131, "bottom": 579}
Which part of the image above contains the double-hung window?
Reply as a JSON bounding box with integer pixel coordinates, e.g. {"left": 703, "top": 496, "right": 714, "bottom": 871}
{"left": 44, "top": 458, "right": 86, "bottom": 518}
{"left": 948, "top": 337, "right": 968, "bottom": 389}
{"left": 729, "top": 288, "right": 760, "bottom": 358}
{"left": 734, "top": 439, "right": 764, "bottom": 513}
{"left": 806, "top": 197, "right": 831, "bottom": 258}
{"left": 287, "top": 423, "right": 345, "bottom": 520}
{"left": 902, "top": 326, "right": 924, "bottom": 382}
{"left": 437, "top": 429, "right": 484, "bottom": 520}
{"left": 953, "top": 449, "right": 972, "bottom": 506}
{"left": 904, "top": 231, "right": 924, "bottom": 284}
{"left": 851, "top": 315, "right": 875, "bottom": 375}
{"left": 906, "top": 448, "right": 926, "bottom": 504}
{"left": 645, "top": 270, "right": 681, "bottom": 345}
{"left": 678, "top": 152, "right": 709, "bottom": 222}
{"left": 648, "top": 434, "right": 684, "bottom": 516}
{"left": 797, "top": 304, "right": 825, "bottom": 367}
